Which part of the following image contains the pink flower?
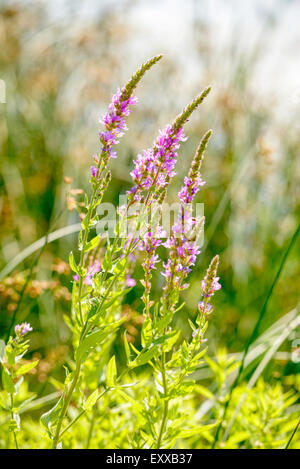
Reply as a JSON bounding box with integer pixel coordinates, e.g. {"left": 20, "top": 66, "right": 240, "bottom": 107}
{"left": 73, "top": 261, "right": 102, "bottom": 285}
{"left": 91, "top": 88, "right": 137, "bottom": 177}
{"left": 126, "top": 275, "right": 136, "bottom": 287}
{"left": 15, "top": 322, "right": 33, "bottom": 336}
{"left": 128, "top": 125, "right": 187, "bottom": 203}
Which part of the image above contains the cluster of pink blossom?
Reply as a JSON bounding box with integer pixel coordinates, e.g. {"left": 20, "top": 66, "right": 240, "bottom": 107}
{"left": 141, "top": 226, "right": 166, "bottom": 274}
{"left": 161, "top": 131, "right": 214, "bottom": 295}
{"left": 162, "top": 216, "right": 201, "bottom": 291}
{"left": 178, "top": 175, "right": 206, "bottom": 203}
{"left": 197, "top": 255, "right": 221, "bottom": 316}
{"left": 73, "top": 261, "right": 101, "bottom": 286}
{"left": 162, "top": 191, "right": 202, "bottom": 292}
{"left": 126, "top": 275, "right": 136, "bottom": 287}
{"left": 15, "top": 322, "right": 32, "bottom": 336}
{"left": 129, "top": 125, "right": 187, "bottom": 202}
{"left": 91, "top": 89, "right": 137, "bottom": 177}
{"left": 201, "top": 276, "right": 221, "bottom": 298}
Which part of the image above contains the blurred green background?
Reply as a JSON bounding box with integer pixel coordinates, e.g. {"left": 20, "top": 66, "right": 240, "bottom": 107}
{"left": 0, "top": 0, "right": 299, "bottom": 383}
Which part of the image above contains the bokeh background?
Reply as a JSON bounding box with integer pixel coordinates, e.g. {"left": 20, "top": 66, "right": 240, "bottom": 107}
{"left": 0, "top": 0, "right": 299, "bottom": 384}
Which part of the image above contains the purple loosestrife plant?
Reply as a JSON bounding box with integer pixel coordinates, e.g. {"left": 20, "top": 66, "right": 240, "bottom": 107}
{"left": 43, "top": 56, "right": 163, "bottom": 449}
{"left": 40, "top": 56, "right": 221, "bottom": 449}
{"left": 136, "top": 131, "right": 219, "bottom": 449}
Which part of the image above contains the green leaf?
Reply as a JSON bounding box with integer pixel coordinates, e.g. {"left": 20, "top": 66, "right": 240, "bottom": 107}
{"left": 205, "top": 356, "right": 220, "bottom": 375}
{"left": 194, "top": 384, "right": 214, "bottom": 400}
{"left": 40, "top": 394, "right": 65, "bottom": 438}
{"left": 0, "top": 392, "right": 8, "bottom": 410}
{"left": 1, "top": 367, "right": 15, "bottom": 394}
{"left": 84, "top": 235, "right": 100, "bottom": 252}
{"left": 178, "top": 423, "right": 217, "bottom": 438}
{"left": 123, "top": 332, "right": 131, "bottom": 364}
{"left": 89, "top": 288, "right": 131, "bottom": 322}
{"left": 15, "top": 360, "right": 39, "bottom": 376}
{"left": 5, "top": 345, "right": 15, "bottom": 366}
{"left": 117, "top": 390, "right": 144, "bottom": 414}
{"left": 129, "top": 345, "right": 159, "bottom": 368}
{"left": 76, "top": 318, "right": 125, "bottom": 361}
{"left": 118, "top": 390, "right": 147, "bottom": 426}
{"left": 163, "top": 330, "right": 180, "bottom": 352}
{"left": 113, "top": 256, "right": 127, "bottom": 276}
{"left": 102, "top": 245, "right": 112, "bottom": 272}
{"left": 84, "top": 389, "right": 99, "bottom": 411}
{"left": 106, "top": 356, "right": 117, "bottom": 387}
{"left": 141, "top": 316, "right": 152, "bottom": 347}
{"left": 169, "top": 381, "right": 196, "bottom": 398}
{"left": 69, "top": 251, "right": 79, "bottom": 274}
{"left": 155, "top": 312, "right": 173, "bottom": 333}
{"left": 76, "top": 328, "right": 107, "bottom": 362}
{"left": 0, "top": 340, "right": 5, "bottom": 364}
{"left": 188, "top": 319, "right": 196, "bottom": 332}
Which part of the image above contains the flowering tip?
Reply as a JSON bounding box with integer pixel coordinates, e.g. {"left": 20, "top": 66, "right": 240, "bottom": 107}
{"left": 192, "top": 129, "right": 212, "bottom": 169}
{"left": 121, "top": 55, "right": 163, "bottom": 101}
{"left": 172, "top": 86, "right": 211, "bottom": 132}
{"left": 209, "top": 254, "right": 219, "bottom": 272}
{"left": 195, "top": 129, "right": 212, "bottom": 161}
{"left": 201, "top": 255, "right": 221, "bottom": 298}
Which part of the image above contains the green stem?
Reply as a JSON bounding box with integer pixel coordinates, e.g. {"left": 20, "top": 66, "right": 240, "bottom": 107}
{"left": 10, "top": 394, "right": 19, "bottom": 450}
{"left": 77, "top": 184, "right": 99, "bottom": 324}
{"left": 86, "top": 413, "right": 96, "bottom": 449}
{"left": 52, "top": 167, "right": 106, "bottom": 448}
{"left": 156, "top": 350, "right": 168, "bottom": 449}
{"left": 51, "top": 360, "right": 81, "bottom": 449}
{"left": 59, "top": 409, "right": 86, "bottom": 439}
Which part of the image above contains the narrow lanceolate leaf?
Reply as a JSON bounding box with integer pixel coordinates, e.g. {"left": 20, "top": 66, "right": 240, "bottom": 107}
{"left": 106, "top": 355, "right": 117, "bottom": 387}
{"left": 84, "top": 389, "right": 99, "bottom": 411}
{"left": 163, "top": 330, "right": 180, "bottom": 353}
{"left": 113, "top": 256, "right": 127, "bottom": 276}
{"left": 75, "top": 328, "right": 108, "bottom": 362}
{"left": 102, "top": 244, "right": 112, "bottom": 272}
{"left": 1, "top": 367, "right": 15, "bottom": 394}
{"left": 123, "top": 332, "right": 131, "bottom": 364}
{"left": 141, "top": 316, "right": 152, "bottom": 347}
{"left": 16, "top": 360, "right": 39, "bottom": 376}
{"left": 69, "top": 251, "right": 79, "bottom": 274}
{"left": 129, "top": 345, "right": 159, "bottom": 368}
{"left": 155, "top": 311, "right": 173, "bottom": 333}
{"left": 84, "top": 235, "right": 100, "bottom": 252}
{"left": 40, "top": 394, "right": 65, "bottom": 438}
{"left": 0, "top": 340, "right": 5, "bottom": 363}
{"left": 87, "top": 289, "right": 130, "bottom": 323}
{"left": 178, "top": 423, "right": 217, "bottom": 439}
{"left": 76, "top": 318, "right": 126, "bottom": 361}
{"left": 117, "top": 390, "right": 145, "bottom": 415}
